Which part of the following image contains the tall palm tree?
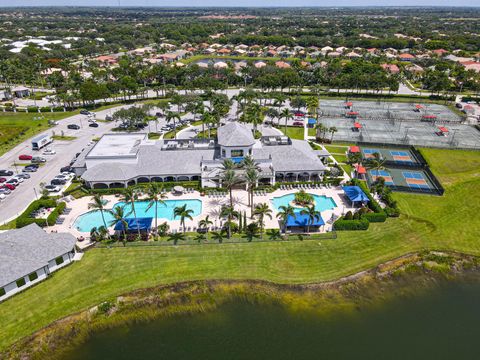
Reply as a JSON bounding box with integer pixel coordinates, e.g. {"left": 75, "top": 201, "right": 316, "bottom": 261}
{"left": 88, "top": 194, "right": 108, "bottom": 231}
{"left": 165, "top": 110, "right": 181, "bottom": 139}
{"left": 199, "top": 215, "right": 213, "bottom": 241}
{"left": 365, "top": 152, "right": 386, "bottom": 174}
{"left": 173, "top": 204, "right": 194, "bottom": 233}
{"left": 300, "top": 205, "right": 321, "bottom": 233}
{"left": 168, "top": 232, "right": 185, "bottom": 245}
{"left": 145, "top": 183, "right": 166, "bottom": 234}
{"left": 211, "top": 231, "right": 226, "bottom": 244}
{"left": 276, "top": 205, "right": 296, "bottom": 234}
{"left": 244, "top": 222, "right": 261, "bottom": 242}
{"left": 329, "top": 126, "right": 338, "bottom": 143}
{"left": 220, "top": 205, "right": 239, "bottom": 239}
{"left": 280, "top": 108, "right": 293, "bottom": 135}
{"left": 245, "top": 168, "right": 259, "bottom": 215}
{"left": 253, "top": 203, "right": 272, "bottom": 239}
{"left": 267, "top": 229, "right": 283, "bottom": 241}
{"left": 221, "top": 169, "right": 242, "bottom": 209}
{"left": 108, "top": 206, "right": 128, "bottom": 246}
{"left": 121, "top": 188, "right": 141, "bottom": 236}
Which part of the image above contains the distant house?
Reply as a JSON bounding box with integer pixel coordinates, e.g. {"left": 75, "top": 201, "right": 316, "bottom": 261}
{"left": 460, "top": 61, "right": 480, "bottom": 73}
{"left": 95, "top": 55, "right": 117, "bottom": 66}
{"left": 432, "top": 49, "right": 448, "bottom": 57}
{"left": 398, "top": 53, "right": 415, "bottom": 62}
{"left": 346, "top": 51, "right": 361, "bottom": 59}
{"left": 381, "top": 63, "right": 400, "bottom": 74}
{"left": 275, "top": 61, "right": 291, "bottom": 69}
{"left": 266, "top": 49, "right": 277, "bottom": 57}
{"left": 159, "top": 50, "right": 188, "bottom": 62}
{"left": 405, "top": 63, "right": 424, "bottom": 75}
{"left": 217, "top": 48, "right": 231, "bottom": 55}
{"left": 0, "top": 224, "right": 77, "bottom": 302}
{"left": 327, "top": 51, "right": 341, "bottom": 58}
{"left": 12, "top": 86, "right": 30, "bottom": 98}
{"left": 254, "top": 61, "right": 267, "bottom": 68}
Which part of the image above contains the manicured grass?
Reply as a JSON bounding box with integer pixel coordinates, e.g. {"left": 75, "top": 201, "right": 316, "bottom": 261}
{"left": 280, "top": 126, "right": 304, "bottom": 140}
{"left": 0, "top": 148, "right": 479, "bottom": 351}
{"left": 52, "top": 135, "right": 76, "bottom": 141}
{"left": 330, "top": 154, "right": 348, "bottom": 164}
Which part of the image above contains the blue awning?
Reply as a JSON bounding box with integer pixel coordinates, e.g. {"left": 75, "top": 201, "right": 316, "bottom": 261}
{"left": 231, "top": 157, "right": 244, "bottom": 164}
{"left": 342, "top": 186, "right": 370, "bottom": 203}
{"left": 308, "top": 118, "right": 317, "bottom": 125}
{"left": 286, "top": 212, "right": 324, "bottom": 227}
{"left": 114, "top": 217, "right": 153, "bottom": 231}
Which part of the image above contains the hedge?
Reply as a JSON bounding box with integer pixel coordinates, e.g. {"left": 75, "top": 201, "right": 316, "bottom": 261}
{"left": 333, "top": 218, "right": 370, "bottom": 231}
{"left": 362, "top": 212, "right": 387, "bottom": 223}
{"left": 15, "top": 198, "right": 57, "bottom": 228}
{"left": 46, "top": 202, "right": 66, "bottom": 225}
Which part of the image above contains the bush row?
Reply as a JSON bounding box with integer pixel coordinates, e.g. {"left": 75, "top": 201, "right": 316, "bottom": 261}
{"left": 15, "top": 198, "right": 57, "bottom": 228}
{"left": 46, "top": 202, "right": 66, "bottom": 226}
{"left": 333, "top": 218, "right": 370, "bottom": 231}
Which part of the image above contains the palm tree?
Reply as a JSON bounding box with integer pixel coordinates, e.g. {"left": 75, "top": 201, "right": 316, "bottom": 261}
{"left": 108, "top": 206, "right": 128, "bottom": 246}
{"left": 221, "top": 169, "right": 242, "bottom": 209}
{"left": 194, "top": 233, "right": 207, "bottom": 244}
{"left": 244, "top": 222, "right": 261, "bottom": 242}
{"left": 165, "top": 110, "right": 181, "bottom": 139}
{"left": 145, "top": 182, "right": 166, "bottom": 234}
{"left": 253, "top": 203, "right": 272, "bottom": 239}
{"left": 365, "top": 152, "right": 386, "bottom": 174}
{"left": 173, "top": 204, "right": 194, "bottom": 233}
{"left": 245, "top": 168, "right": 259, "bottom": 215}
{"left": 276, "top": 205, "right": 296, "bottom": 234}
{"left": 315, "top": 123, "right": 327, "bottom": 142}
{"left": 280, "top": 108, "right": 293, "bottom": 135}
{"left": 220, "top": 205, "right": 239, "bottom": 239}
{"left": 211, "top": 231, "right": 226, "bottom": 244}
{"left": 222, "top": 158, "right": 236, "bottom": 171}
{"left": 198, "top": 215, "right": 213, "bottom": 240}
{"left": 329, "top": 126, "right": 338, "bottom": 143}
{"left": 267, "top": 229, "right": 283, "bottom": 241}
{"left": 168, "top": 232, "right": 185, "bottom": 245}
{"left": 300, "top": 205, "right": 321, "bottom": 233}
{"left": 121, "top": 188, "right": 141, "bottom": 237}
{"left": 88, "top": 194, "right": 109, "bottom": 231}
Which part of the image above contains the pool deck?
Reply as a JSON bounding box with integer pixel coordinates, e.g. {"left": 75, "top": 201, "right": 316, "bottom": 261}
{"left": 47, "top": 187, "right": 355, "bottom": 248}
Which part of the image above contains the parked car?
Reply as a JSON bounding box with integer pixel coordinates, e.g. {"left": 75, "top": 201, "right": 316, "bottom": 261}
{"left": 60, "top": 166, "right": 73, "bottom": 173}
{"left": 455, "top": 103, "right": 463, "bottom": 109}
{"left": 44, "top": 185, "right": 60, "bottom": 192}
{"left": 105, "top": 115, "right": 113, "bottom": 121}
{"left": 89, "top": 122, "right": 99, "bottom": 128}
{"left": 18, "top": 154, "right": 32, "bottom": 161}
{"left": 6, "top": 178, "right": 20, "bottom": 186}
{"left": 54, "top": 174, "right": 69, "bottom": 181}
{"left": 51, "top": 178, "right": 67, "bottom": 185}
{"left": 31, "top": 156, "right": 46, "bottom": 163}
{"left": 80, "top": 109, "right": 91, "bottom": 115}
{"left": 16, "top": 173, "right": 30, "bottom": 179}
{"left": 0, "top": 177, "right": 6, "bottom": 183}
{"left": 0, "top": 193, "right": 5, "bottom": 200}
{"left": 294, "top": 111, "right": 306, "bottom": 117}
{"left": 3, "top": 183, "right": 15, "bottom": 190}
{"left": 67, "top": 124, "right": 80, "bottom": 130}
{"left": 293, "top": 121, "right": 304, "bottom": 127}
{"left": 0, "top": 170, "right": 14, "bottom": 176}
{"left": 43, "top": 148, "right": 56, "bottom": 155}
{"left": 22, "top": 166, "right": 37, "bottom": 173}
{"left": 11, "top": 176, "right": 24, "bottom": 183}
{"left": 0, "top": 188, "right": 11, "bottom": 195}
{"left": 60, "top": 172, "right": 75, "bottom": 178}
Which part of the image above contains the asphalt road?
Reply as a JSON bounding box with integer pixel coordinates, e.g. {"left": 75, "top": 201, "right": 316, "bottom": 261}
{"left": 0, "top": 105, "right": 132, "bottom": 224}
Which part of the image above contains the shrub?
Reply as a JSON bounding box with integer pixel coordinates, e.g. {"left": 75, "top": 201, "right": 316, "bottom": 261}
{"left": 27, "top": 106, "right": 38, "bottom": 113}
{"left": 344, "top": 211, "right": 353, "bottom": 220}
{"left": 47, "top": 202, "right": 66, "bottom": 225}
{"left": 15, "top": 199, "right": 57, "bottom": 228}
{"left": 53, "top": 106, "right": 65, "bottom": 112}
{"left": 40, "top": 106, "right": 52, "bottom": 112}
{"left": 362, "top": 212, "right": 387, "bottom": 223}
{"left": 333, "top": 218, "right": 370, "bottom": 231}
{"left": 293, "top": 190, "right": 314, "bottom": 206}
{"left": 384, "top": 206, "right": 400, "bottom": 217}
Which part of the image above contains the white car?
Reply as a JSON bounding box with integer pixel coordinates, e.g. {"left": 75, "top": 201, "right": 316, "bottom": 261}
{"left": 11, "top": 176, "right": 24, "bottom": 183}
{"left": 43, "top": 148, "right": 56, "bottom": 155}
{"left": 61, "top": 172, "right": 74, "bottom": 178}
{"left": 0, "top": 193, "right": 6, "bottom": 200}
{"left": 44, "top": 185, "right": 61, "bottom": 192}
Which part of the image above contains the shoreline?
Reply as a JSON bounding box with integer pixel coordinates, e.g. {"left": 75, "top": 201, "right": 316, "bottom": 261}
{"left": 3, "top": 250, "right": 480, "bottom": 360}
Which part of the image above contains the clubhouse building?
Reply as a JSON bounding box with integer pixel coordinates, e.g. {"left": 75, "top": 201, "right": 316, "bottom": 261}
{"left": 73, "top": 122, "right": 328, "bottom": 189}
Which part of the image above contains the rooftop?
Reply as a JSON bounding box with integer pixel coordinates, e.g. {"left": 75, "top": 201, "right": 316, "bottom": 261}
{"left": 217, "top": 122, "right": 255, "bottom": 147}
{"left": 86, "top": 133, "right": 146, "bottom": 159}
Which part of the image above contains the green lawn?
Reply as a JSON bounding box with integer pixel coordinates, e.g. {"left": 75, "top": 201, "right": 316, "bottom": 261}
{"left": 0, "top": 148, "right": 479, "bottom": 351}
{"left": 280, "top": 126, "right": 305, "bottom": 140}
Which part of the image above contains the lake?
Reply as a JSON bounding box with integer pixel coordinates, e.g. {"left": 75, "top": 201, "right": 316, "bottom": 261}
{"left": 61, "top": 280, "right": 480, "bottom": 360}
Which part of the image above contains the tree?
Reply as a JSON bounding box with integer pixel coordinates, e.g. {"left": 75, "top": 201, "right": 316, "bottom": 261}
{"left": 165, "top": 110, "right": 181, "bottom": 139}
{"left": 290, "top": 96, "right": 306, "bottom": 111}
{"left": 253, "top": 203, "right": 272, "bottom": 239}
{"left": 145, "top": 183, "right": 166, "bottom": 234}
{"left": 267, "top": 229, "right": 283, "bottom": 241}
{"left": 88, "top": 194, "right": 109, "bottom": 232}
{"left": 211, "top": 231, "right": 226, "bottom": 244}
{"left": 168, "top": 232, "right": 185, "bottom": 245}
{"left": 112, "top": 106, "right": 149, "bottom": 129}
{"left": 329, "top": 126, "right": 338, "bottom": 143}
{"left": 108, "top": 206, "right": 128, "bottom": 246}
{"left": 365, "top": 152, "right": 386, "bottom": 173}
{"left": 245, "top": 168, "right": 259, "bottom": 216}
{"left": 220, "top": 205, "right": 239, "bottom": 239}
{"left": 198, "top": 215, "right": 213, "bottom": 241}
{"left": 300, "top": 205, "right": 321, "bottom": 233}
{"left": 279, "top": 108, "right": 293, "bottom": 135}
{"left": 173, "top": 204, "right": 194, "bottom": 233}
{"left": 194, "top": 233, "right": 207, "bottom": 243}
{"left": 221, "top": 169, "right": 242, "bottom": 209}
{"left": 121, "top": 188, "right": 141, "bottom": 237}
{"left": 276, "top": 205, "right": 296, "bottom": 234}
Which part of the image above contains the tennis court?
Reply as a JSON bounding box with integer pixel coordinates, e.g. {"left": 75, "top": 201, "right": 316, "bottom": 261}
{"left": 369, "top": 169, "right": 395, "bottom": 185}
{"left": 360, "top": 145, "right": 420, "bottom": 165}
{"left": 402, "top": 171, "right": 430, "bottom": 189}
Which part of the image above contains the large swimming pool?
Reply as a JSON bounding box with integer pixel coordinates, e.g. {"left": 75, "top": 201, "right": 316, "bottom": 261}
{"left": 74, "top": 199, "right": 203, "bottom": 233}
{"left": 271, "top": 193, "right": 337, "bottom": 213}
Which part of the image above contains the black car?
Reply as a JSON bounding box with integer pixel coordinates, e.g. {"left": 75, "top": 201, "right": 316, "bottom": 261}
{"left": 51, "top": 178, "right": 66, "bottom": 185}
{"left": 89, "top": 122, "right": 99, "bottom": 127}
{"left": 60, "top": 166, "right": 73, "bottom": 173}
{"left": 0, "top": 169, "right": 13, "bottom": 176}
{"left": 67, "top": 124, "right": 80, "bottom": 130}
{"left": 80, "top": 109, "right": 90, "bottom": 115}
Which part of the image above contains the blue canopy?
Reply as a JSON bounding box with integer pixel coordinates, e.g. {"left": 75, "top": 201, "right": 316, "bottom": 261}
{"left": 342, "top": 186, "right": 370, "bottom": 203}
{"left": 231, "top": 157, "right": 244, "bottom": 164}
{"left": 114, "top": 217, "right": 153, "bottom": 231}
{"left": 308, "top": 118, "right": 317, "bottom": 125}
{"left": 286, "top": 212, "right": 324, "bottom": 227}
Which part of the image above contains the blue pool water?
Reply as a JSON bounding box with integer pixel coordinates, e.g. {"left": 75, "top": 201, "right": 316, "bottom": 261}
{"left": 74, "top": 199, "right": 202, "bottom": 233}
{"left": 271, "top": 193, "right": 337, "bottom": 213}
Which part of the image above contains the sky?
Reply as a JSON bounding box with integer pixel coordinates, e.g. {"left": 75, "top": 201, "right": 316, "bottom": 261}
{"left": 1, "top": 0, "right": 480, "bottom": 7}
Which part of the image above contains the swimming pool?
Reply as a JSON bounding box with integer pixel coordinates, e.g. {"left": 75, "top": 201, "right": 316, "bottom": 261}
{"left": 74, "top": 199, "right": 203, "bottom": 233}
{"left": 271, "top": 193, "right": 337, "bottom": 213}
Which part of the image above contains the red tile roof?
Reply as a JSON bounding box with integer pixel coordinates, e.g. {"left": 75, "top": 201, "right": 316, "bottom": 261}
{"left": 349, "top": 146, "right": 360, "bottom": 153}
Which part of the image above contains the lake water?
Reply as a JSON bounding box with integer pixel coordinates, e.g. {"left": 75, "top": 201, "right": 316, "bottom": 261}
{"left": 61, "top": 280, "right": 480, "bottom": 360}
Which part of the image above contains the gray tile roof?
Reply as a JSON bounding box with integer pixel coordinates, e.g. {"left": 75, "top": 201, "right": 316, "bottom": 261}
{"left": 217, "top": 122, "right": 255, "bottom": 147}
{"left": 0, "top": 224, "right": 77, "bottom": 287}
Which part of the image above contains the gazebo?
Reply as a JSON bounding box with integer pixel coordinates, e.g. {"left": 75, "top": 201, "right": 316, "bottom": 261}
{"left": 114, "top": 217, "right": 153, "bottom": 234}
{"left": 285, "top": 212, "right": 325, "bottom": 232}
{"left": 342, "top": 186, "right": 370, "bottom": 206}
{"left": 307, "top": 118, "right": 317, "bottom": 128}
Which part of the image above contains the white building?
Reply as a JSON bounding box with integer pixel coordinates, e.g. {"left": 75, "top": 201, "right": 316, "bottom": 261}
{"left": 0, "top": 224, "right": 77, "bottom": 302}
